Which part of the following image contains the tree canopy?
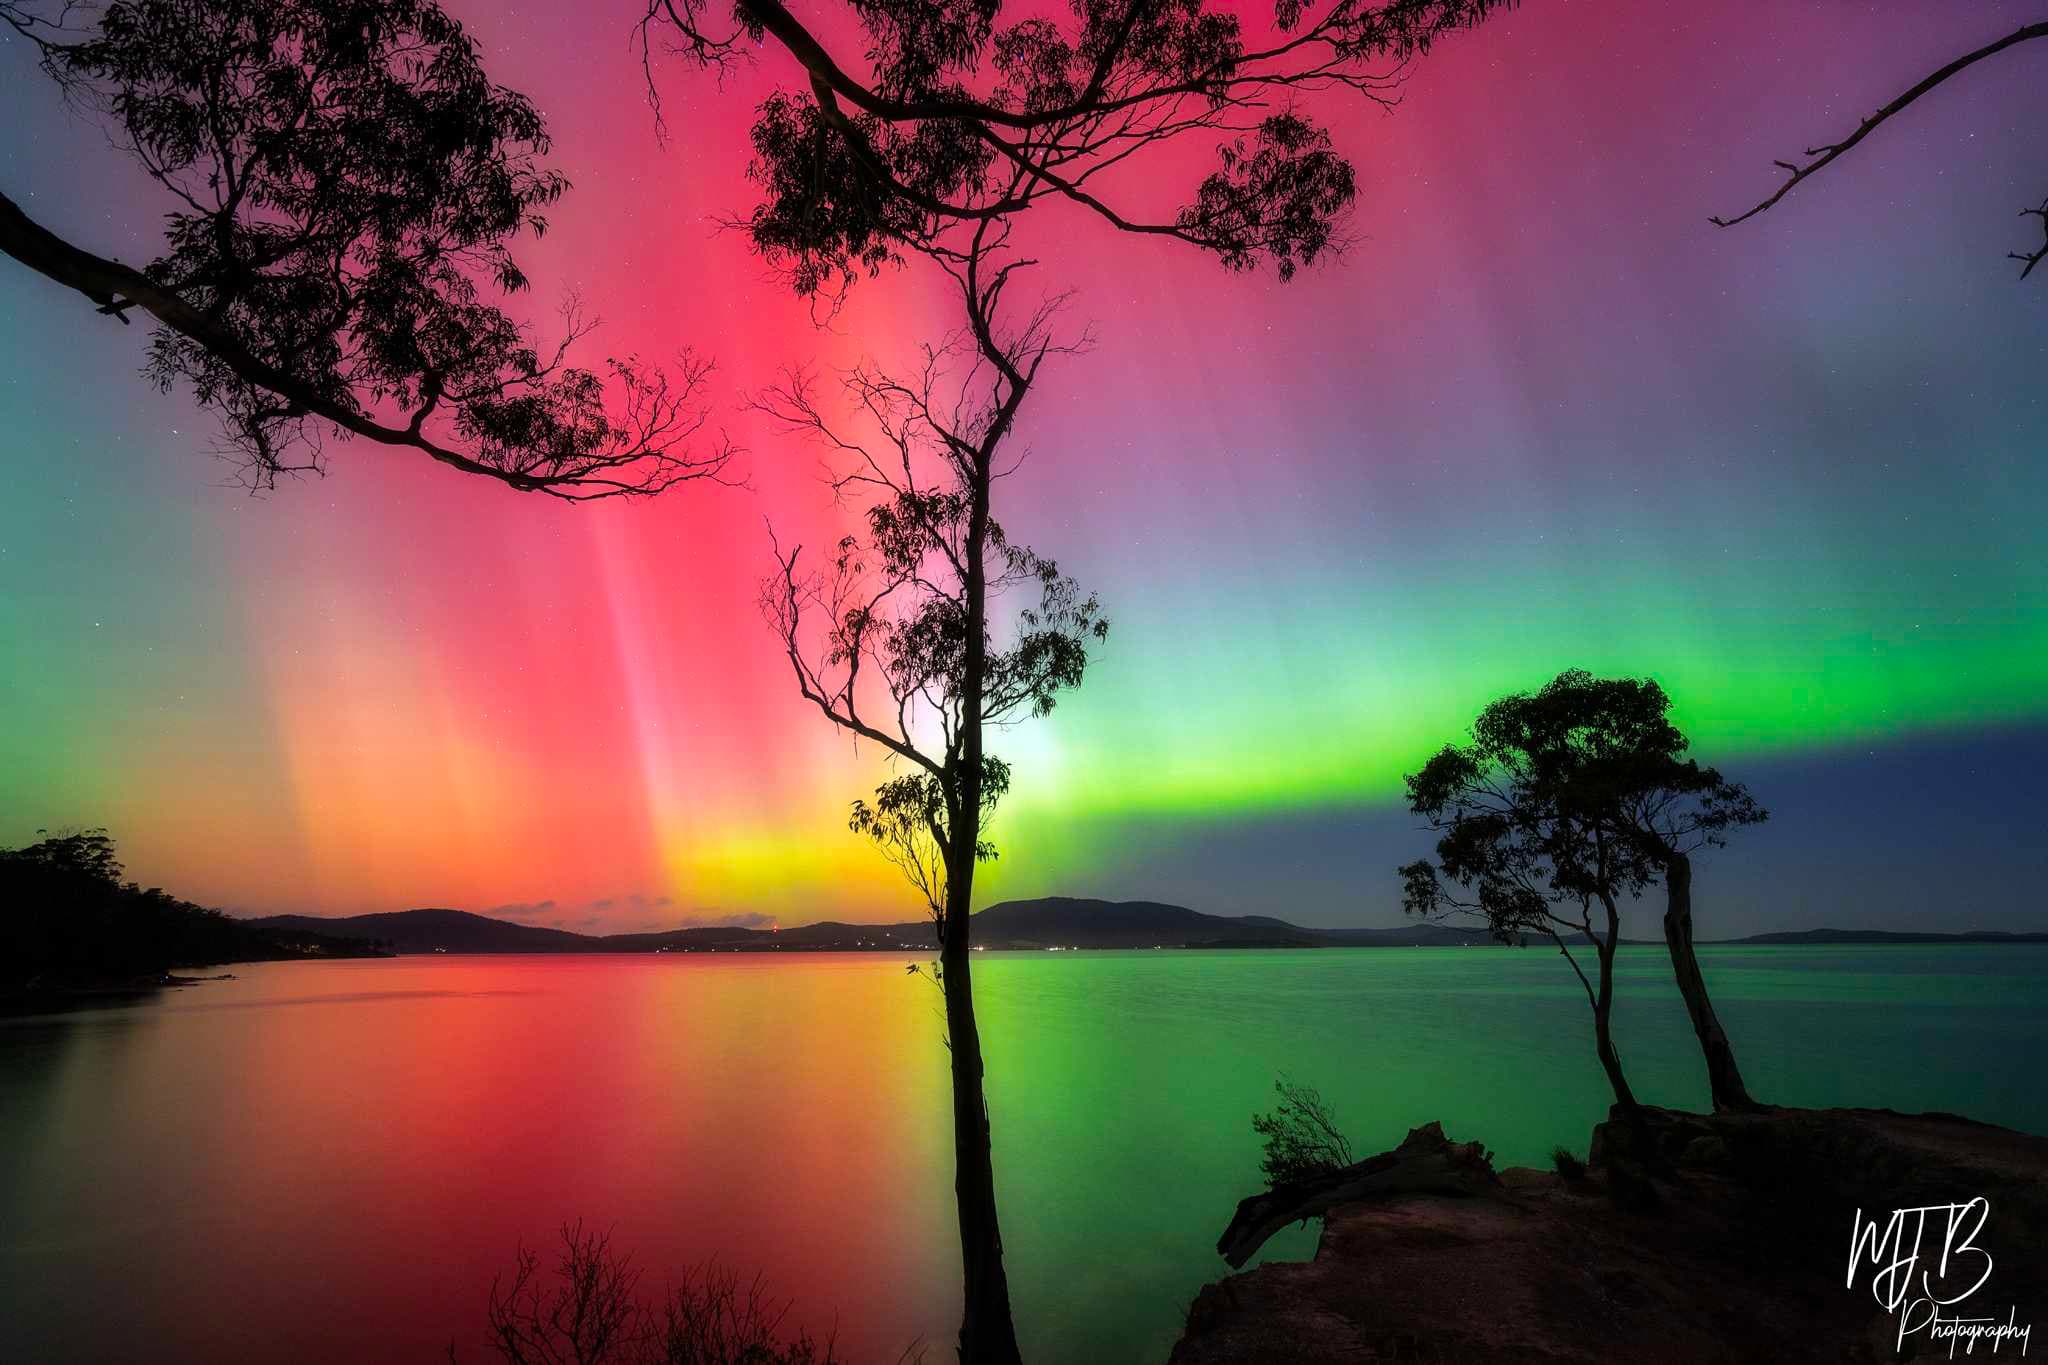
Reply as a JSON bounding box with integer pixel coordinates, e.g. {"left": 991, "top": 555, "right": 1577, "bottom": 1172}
{"left": 1, "top": 0, "right": 730, "bottom": 496}
{"left": 2, "top": 829, "right": 378, "bottom": 985}
{"left": 1402, "top": 670, "right": 1769, "bottom": 1111}
{"left": 645, "top": 0, "right": 1514, "bottom": 301}
{"left": 759, "top": 325, "right": 1108, "bottom": 931}
{"left": 1404, "top": 670, "right": 1764, "bottom": 903}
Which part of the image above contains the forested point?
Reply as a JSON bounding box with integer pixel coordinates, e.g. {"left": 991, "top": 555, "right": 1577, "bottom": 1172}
{"left": 2, "top": 830, "right": 384, "bottom": 995}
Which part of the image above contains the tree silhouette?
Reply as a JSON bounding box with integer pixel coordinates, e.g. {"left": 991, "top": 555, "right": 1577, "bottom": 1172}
{"left": 0, "top": 0, "right": 731, "bottom": 495}
{"left": 653, "top": 4, "right": 1514, "bottom": 1357}
{"left": 1399, "top": 716, "right": 1644, "bottom": 1115}
{"left": 2, "top": 827, "right": 381, "bottom": 983}
{"left": 1711, "top": 19, "right": 2048, "bottom": 280}
{"left": 6, "top": 826, "right": 124, "bottom": 885}
{"left": 755, "top": 230, "right": 1104, "bottom": 1362}
{"left": 1560, "top": 674, "right": 1767, "bottom": 1113}
{"left": 1406, "top": 671, "right": 1767, "bottom": 1114}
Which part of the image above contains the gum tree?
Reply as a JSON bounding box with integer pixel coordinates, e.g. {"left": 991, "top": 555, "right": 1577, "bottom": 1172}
{"left": 1400, "top": 728, "right": 1644, "bottom": 1114}
{"left": 752, "top": 199, "right": 1104, "bottom": 1363}
{"left": 757, "top": 230, "right": 1105, "bottom": 1362}
{"left": 1559, "top": 672, "right": 1767, "bottom": 1112}
{"left": 646, "top": 1, "right": 1513, "bottom": 1358}
{"left": 1404, "top": 671, "right": 1767, "bottom": 1114}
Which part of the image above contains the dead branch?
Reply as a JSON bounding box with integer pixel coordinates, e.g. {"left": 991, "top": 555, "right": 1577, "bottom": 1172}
{"left": 1216, "top": 1120, "right": 1500, "bottom": 1268}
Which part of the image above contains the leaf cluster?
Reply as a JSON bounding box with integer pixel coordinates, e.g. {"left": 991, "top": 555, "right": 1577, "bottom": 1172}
{"left": 761, "top": 329, "right": 1106, "bottom": 920}
{"left": 23, "top": 0, "right": 723, "bottom": 495}
{"left": 2, "top": 826, "right": 123, "bottom": 885}
{"left": 1399, "top": 670, "right": 1767, "bottom": 940}
{"left": 1250, "top": 1077, "right": 1356, "bottom": 1187}
{"left": 652, "top": 0, "right": 1515, "bottom": 300}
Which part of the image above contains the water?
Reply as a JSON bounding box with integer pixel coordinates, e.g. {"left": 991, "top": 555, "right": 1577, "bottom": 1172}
{"left": 2, "top": 946, "right": 2043, "bottom": 1363}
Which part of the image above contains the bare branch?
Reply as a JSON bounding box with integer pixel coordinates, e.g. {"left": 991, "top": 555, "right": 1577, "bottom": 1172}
{"left": 2013, "top": 195, "right": 2048, "bottom": 280}
{"left": 1710, "top": 21, "right": 2048, "bottom": 254}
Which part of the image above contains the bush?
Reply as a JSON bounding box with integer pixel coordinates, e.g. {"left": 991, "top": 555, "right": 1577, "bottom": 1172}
{"left": 1250, "top": 1078, "right": 1356, "bottom": 1187}
{"left": 483, "top": 1223, "right": 922, "bottom": 1365}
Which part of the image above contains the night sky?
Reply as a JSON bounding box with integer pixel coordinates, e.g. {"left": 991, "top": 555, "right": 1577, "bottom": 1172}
{"left": 1, "top": 1, "right": 2043, "bottom": 933}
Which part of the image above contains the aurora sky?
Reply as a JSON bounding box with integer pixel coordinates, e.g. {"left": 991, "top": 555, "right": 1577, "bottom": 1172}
{"left": 2, "top": 1, "right": 2044, "bottom": 934}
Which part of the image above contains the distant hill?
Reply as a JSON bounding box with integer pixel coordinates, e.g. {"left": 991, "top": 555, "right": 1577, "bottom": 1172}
{"left": 246, "top": 898, "right": 1560, "bottom": 953}
{"left": 244, "top": 899, "right": 2048, "bottom": 955}
{"left": 966, "top": 898, "right": 1311, "bottom": 948}
{"left": 1721, "top": 928, "right": 2048, "bottom": 946}
{"left": 971, "top": 899, "right": 1509, "bottom": 948}
{"left": 253, "top": 908, "right": 598, "bottom": 955}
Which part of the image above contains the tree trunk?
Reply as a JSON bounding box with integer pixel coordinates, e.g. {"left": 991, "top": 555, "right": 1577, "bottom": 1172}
{"left": 1592, "top": 897, "right": 1638, "bottom": 1112}
{"left": 938, "top": 436, "right": 1023, "bottom": 1364}
{"left": 1660, "top": 851, "right": 1756, "bottom": 1112}
{"left": 938, "top": 862, "right": 1020, "bottom": 1364}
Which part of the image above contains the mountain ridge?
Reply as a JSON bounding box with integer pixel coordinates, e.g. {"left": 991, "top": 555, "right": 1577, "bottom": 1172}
{"left": 245, "top": 898, "right": 2048, "bottom": 954}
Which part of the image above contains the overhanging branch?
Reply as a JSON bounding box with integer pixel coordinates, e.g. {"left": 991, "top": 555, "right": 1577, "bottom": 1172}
{"left": 1710, "top": 21, "right": 2048, "bottom": 245}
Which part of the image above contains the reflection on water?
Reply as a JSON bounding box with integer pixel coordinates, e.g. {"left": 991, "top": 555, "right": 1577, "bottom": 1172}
{"left": 0, "top": 956, "right": 953, "bottom": 1364}
{"left": 2, "top": 947, "right": 2044, "bottom": 1363}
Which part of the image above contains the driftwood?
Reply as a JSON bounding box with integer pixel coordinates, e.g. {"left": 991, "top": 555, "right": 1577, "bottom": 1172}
{"left": 1215, "top": 1121, "right": 1500, "bottom": 1268}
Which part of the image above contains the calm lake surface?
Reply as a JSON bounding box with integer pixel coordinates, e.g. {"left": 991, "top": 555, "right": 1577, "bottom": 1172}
{"left": 3, "top": 946, "right": 2045, "bottom": 1363}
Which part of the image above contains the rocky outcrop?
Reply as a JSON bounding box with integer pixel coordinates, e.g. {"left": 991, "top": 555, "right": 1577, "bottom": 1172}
{"left": 1216, "top": 1121, "right": 1501, "bottom": 1269}
{"left": 1172, "top": 1107, "right": 2048, "bottom": 1364}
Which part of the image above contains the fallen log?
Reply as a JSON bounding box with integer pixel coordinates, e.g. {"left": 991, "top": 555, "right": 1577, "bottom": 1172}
{"left": 1215, "top": 1120, "right": 1500, "bottom": 1268}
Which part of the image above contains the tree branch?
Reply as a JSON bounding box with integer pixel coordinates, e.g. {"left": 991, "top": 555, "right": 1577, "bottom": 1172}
{"left": 0, "top": 188, "right": 729, "bottom": 498}
{"left": 1711, "top": 22, "right": 2048, "bottom": 232}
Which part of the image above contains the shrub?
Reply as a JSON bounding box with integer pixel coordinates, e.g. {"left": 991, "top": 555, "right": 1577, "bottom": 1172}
{"left": 1251, "top": 1078, "right": 1356, "bottom": 1187}
{"left": 481, "top": 1223, "right": 922, "bottom": 1365}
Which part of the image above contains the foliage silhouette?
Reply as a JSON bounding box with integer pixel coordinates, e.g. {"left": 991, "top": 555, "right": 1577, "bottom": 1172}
{"left": 1403, "top": 671, "right": 1767, "bottom": 1113}
{"left": 0, "top": 0, "right": 730, "bottom": 495}
{"left": 1, "top": 828, "right": 380, "bottom": 990}
{"left": 653, "top": 5, "right": 1515, "bottom": 1357}
{"left": 644, "top": 0, "right": 1514, "bottom": 306}
{"left": 1250, "top": 1078, "right": 1356, "bottom": 1187}
{"left": 756, "top": 260, "right": 1103, "bottom": 1363}
{"left": 482, "top": 1222, "right": 904, "bottom": 1365}
{"left": 1399, "top": 689, "right": 1644, "bottom": 1115}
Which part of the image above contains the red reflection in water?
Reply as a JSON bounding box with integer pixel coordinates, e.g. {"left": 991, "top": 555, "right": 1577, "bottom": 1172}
{"left": 0, "top": 956, "right": 957, "bottom": 1363}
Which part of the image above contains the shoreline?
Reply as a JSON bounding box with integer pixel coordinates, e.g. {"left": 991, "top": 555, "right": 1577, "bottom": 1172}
{"left": 206, "top": 937, "right": 2048, "bottom": 957}
{"left": 1, "top": 954, "right": 390, "bottom": 1013}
